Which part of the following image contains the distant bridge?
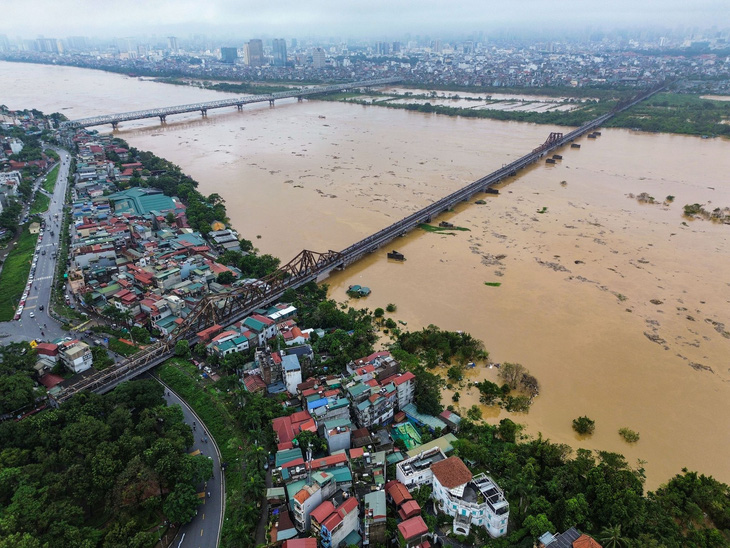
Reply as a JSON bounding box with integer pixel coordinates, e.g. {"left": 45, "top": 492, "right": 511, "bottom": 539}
{"left": 59, "top": 77, "right": 401, "bottom": 130}
{"left": 49, "top": 82, "right": 667, "bottom": 405}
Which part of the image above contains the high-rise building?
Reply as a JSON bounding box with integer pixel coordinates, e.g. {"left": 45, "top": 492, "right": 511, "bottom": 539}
{"left": 272, "top": 39, "right": 287, "bottom": 67}
{"left": 220, "top": 47, "right": 238, "bottom": 64}
{"left": 244, "top": 39, "right": 263, "bottom": 66}
{"left": 312, "top": 47, "right": 326, "bottom": 69}
{"left": 167, "top": 36, "right": 179, "bottom": 53}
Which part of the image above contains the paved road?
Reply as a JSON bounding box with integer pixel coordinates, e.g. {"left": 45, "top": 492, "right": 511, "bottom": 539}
{"left": 0, "top": 148, "right": 71, "bottom": 343}
{"left": 157, "top": 376, "right": 224, "bottom": 548}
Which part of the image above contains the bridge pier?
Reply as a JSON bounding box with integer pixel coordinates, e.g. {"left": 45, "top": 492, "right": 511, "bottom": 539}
{"left": 237, "top": 104, "right": 243, "bottom": 111}
{"left": 201, "top": 109, "right": 208, "bottom": 117}
{"left": 269, "top": 99, "right": 275, "bottom": 108}
{"left": 297, "top": 96, "right": 303, "bottom": 102}
{"left": 159, "top": 115, "right": 167, "bottom": 124}
{"left": 111, "top": 121, "right": 119, "bottom": 130}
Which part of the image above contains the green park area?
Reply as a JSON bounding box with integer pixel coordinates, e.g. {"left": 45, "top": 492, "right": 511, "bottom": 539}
{"left": 29, "top": 192, "right": 50, "bottom": 215}
{"left": 42, "top": 164, "right": 59, "bottom": 192}
{"left": 0, "top": 228, "right": 38, "bottom": 320}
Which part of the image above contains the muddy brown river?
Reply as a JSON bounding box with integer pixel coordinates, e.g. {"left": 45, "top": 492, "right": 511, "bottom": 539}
{"left": 2, "top": 61, "right": 728, "bottom": 490}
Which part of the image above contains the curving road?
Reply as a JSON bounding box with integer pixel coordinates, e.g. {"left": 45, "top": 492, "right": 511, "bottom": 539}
{"left": 156, "top": 376, "right": 224, "bottom": 548}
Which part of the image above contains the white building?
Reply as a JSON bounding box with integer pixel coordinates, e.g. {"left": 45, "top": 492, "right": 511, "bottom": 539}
{"left": 59, "top": 340, "right": 93, "bottom": 374}
{"left": 430, "top": 456, "right": 509, "bottom": 538}
{"left": 395, "top": 446, "right": 446, "bottom": 490}
{"left": 291, "top": 471, "right": 336, "bottom": 532}
{"left": 393, "top": 371, "right": 416, "bottom": 409}
{"left": 283, "top": 354, "right": 302, "bottom": 395}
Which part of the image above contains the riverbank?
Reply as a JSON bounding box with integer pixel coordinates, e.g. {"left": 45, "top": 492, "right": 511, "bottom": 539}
{"left": 321, "top": 88, "right": 730, "bottom": 137}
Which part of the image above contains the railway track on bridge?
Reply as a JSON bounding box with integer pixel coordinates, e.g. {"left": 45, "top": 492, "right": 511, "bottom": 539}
{"left": 50, "top": 81, "right": 667, "bottom": 405}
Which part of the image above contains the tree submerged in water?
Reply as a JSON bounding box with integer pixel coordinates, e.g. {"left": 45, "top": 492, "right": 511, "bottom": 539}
{"left": 573, "top": 415, "right": 596, "bottom": 435}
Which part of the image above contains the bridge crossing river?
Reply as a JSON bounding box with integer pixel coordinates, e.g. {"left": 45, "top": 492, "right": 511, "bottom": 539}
{"left": 50, "top": 82, "right": 667, "bottom": 405}
{"left": 59, "top": 77, "right": 400, "bottom": 129}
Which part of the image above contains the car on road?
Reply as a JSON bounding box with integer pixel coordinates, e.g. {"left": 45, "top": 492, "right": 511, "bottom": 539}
{"left": 39, "top": 305, "right": 44, "bottom": 311}
{"left": 29, "top": 312, "right": 35, "bottom": 318}
{"left": 42, "top": 250, "right": 46, "bottom": 255}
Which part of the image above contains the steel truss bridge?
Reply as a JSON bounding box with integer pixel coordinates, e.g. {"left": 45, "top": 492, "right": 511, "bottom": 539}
{"left": 59, "top": 77, "right": 401, "bottom": 130}
{"left": 50, "top": 82, "right": 667, "bottom": 406}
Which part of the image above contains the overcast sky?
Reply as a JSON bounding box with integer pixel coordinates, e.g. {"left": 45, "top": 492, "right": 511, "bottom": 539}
{"left": 2, "top": 0, "right": 729, "bottom": 40}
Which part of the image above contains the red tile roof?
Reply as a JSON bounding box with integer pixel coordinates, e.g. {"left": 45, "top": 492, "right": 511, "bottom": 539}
{"left": 573, "top": 535, "right": 603, "bottom": 548}
{"left": 282, "top": 539, "right": 317, "bottom": 548}
{"left": 431, "top": 456, "right": 472, "bottom": 489}
{"left": 398, "top": 499, "right": 421, "bottom": 520}
{"left": 385, "top": 480, "right": 413, "bottom": 507}
{"left": 398, "top": 516, "right": 428, "bottom": 540}
{"left": 38, "top": 373, "right": 64, "bottom": 389}
{"left": 310, "top": 500, "right": 336, "bottom": 525}
{"left": 393, "top": 371, "right": 415, "bottom": 386}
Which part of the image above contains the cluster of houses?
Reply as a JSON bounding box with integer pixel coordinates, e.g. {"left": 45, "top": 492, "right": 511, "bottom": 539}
{"left": 246, "top": 339, "right": 509, "bottom": 547}
{"left": 65, "top": 133, "right": 244, "bottom": 334}
{"left": 0, "top": 111, "right": 53, "bottom": 220}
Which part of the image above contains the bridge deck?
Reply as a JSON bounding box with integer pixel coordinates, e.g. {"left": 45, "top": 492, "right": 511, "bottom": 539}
{"left": 60, "top": 77, "right": 400, "bottom": 129}
{"left": 51, "top": 82, "right": 667, "bottom": 405}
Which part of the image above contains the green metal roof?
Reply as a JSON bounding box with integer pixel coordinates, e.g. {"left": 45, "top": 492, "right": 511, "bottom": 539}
{"left": 406, "top": 433, "right": 459, "bottom": 458}
{"left": 107, "top": 188, "right": 176, "bottom": 215}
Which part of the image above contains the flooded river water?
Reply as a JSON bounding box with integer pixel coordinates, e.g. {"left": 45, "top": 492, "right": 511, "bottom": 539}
{"left": 2, "top": 61, "right": 728, "bottom": 490}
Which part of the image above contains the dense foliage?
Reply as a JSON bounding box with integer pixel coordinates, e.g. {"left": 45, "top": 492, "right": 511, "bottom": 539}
{"left": 608, "top": 93, "right": 730, "bottom": 136}
{"left": 453, "top": 420, "right": 730, "bottom": 547}
{"left": 0, "top": 380, "right": 212, "bottom": 547}
{"left": 0, "top": 342, "right": 38, "bottom": 415}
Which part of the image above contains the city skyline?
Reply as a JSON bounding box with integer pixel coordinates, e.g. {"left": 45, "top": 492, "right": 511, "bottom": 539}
{"left": 2, "top": 0, "right": 730, "bottom": 39}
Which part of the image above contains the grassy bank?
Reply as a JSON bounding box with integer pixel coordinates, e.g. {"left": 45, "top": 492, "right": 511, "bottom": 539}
{"left": 0, "top": 228, "right": 38, "bottom": 320}
{"left": 157, "top": 359, "right": 245, "bottom": 546}
{"left": 333, "top": 93, "right": 616, "bottom": 128}
{"left": 42, "top": 164, "right": 59, "bottom": 192}
{"left": 29, "top": 192, "right": 49, "bottom": 214}
{"left": 607, "top": 92, "right": 730, "bottom": 136}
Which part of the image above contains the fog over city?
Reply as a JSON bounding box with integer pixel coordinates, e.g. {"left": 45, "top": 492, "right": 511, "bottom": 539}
{"left": 3, "top": 0, "right": 730, "bottom": 38}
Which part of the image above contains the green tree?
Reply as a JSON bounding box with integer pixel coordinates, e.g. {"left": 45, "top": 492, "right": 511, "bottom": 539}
{"left": 599, "top": 524, "right": 628, "bottom": 548}
{"left": 497, "top": 418, "right": 519, "bottom": 443}
{"left": 386, "top": 303, "right": 397, "bottom": 313}
{"left": 165, "top": 211, "right": 176, "bottom": 225}
{"left": 412, "top": 364, "right": 443, "bottom": 416}
{"left": 174, "top": 340, "right": 191, "bottom": 359}
{"left": 163, "top": 483, "right": 200, "bottom": 524}
{"left": 572, "top": 416, "right": 596, "bottom": 435}
{"left": 374, "top": 307, "right": 384, "bottom": 319}
{"left": 130, "top": 326, "right": 151, "bottom": 345}
{"left": 0, "top": 373, "right": 35, "bottom": 414}
{"left": 466, "top": 405, "right": 482, "bottom": 421}
{"left": 523, "top": 513, "right": 555, "bottom": 541}
{"left": 91, "top": 346, "right": 114, "bottom": 370}
{"left": 295, "top": 430, "right": 327, "bottom": 455}
{"left": 217, "top": 271, "right": 235, "bottom": 285}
